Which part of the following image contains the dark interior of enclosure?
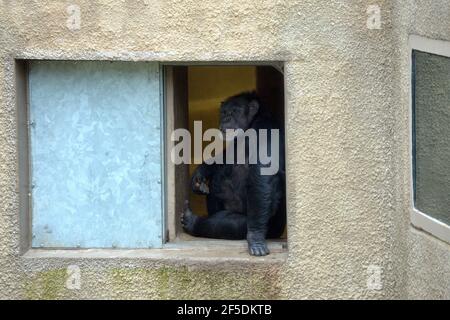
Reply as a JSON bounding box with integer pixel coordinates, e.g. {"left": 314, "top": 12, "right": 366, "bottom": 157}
{"left": 166, "top": 65, "right": 286, "bottom": 240}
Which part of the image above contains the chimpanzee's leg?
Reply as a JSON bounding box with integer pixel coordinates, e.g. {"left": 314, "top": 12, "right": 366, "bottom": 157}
{"left": 181, "top": 201, "right": 247, "bottom": 240}
{"left": 246, "top": 168, "right": 278, "bottom": 256}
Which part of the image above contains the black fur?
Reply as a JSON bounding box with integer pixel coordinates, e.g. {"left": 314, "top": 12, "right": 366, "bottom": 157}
{"left": 181, "top": 92, "right": 286, "bottom": 256}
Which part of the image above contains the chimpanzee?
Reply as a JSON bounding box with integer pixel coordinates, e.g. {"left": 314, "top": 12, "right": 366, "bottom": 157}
{"left": 181, "top": 91, "right": 286, "bottom": 256}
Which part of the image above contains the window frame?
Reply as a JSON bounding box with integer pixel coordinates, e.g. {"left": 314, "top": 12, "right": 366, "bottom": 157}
{"left": 16, "top": 59, "right": 288, "bottom": 254}
{"left": 409, "top": 35, "right": 450, "bottom": 244}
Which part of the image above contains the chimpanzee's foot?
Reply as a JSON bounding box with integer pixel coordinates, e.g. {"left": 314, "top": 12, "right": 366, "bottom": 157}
{"left": 181, "top": 200, "right": 200, "bottom": 236}
{"left": 247, "top": 231, "right": 270, "bottom": 256}
{"left": 248, "top": 242, "right": 270, "bottom": 256}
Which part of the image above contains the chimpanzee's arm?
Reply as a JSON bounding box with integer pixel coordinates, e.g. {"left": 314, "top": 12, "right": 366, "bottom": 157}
{"left": 192, "top": 162, "right": 216, "bottom": 179}
{"left": 191, "top": 147, "right": 228, "bottom": 195}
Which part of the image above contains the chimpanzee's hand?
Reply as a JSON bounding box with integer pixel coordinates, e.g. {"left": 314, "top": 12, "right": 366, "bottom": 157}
{"left": 191, "top": 170, "right": 210, "bottom": 195}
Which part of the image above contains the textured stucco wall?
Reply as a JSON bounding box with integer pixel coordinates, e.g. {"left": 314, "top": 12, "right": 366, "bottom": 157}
{"left": 0, "top": 0, "right": 448, "bottom": 299}
{"left": 392, "top": 0, "right": 450, "bottom": 299}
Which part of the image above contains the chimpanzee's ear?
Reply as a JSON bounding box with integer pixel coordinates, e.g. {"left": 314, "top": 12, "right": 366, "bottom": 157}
{"left": 248, "top": 99, "right": 260, "bottom": 120}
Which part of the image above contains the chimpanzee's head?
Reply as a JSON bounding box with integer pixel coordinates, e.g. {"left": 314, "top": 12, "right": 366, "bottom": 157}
{"left": 219, "top": 92, "right": 260, "bottom": 134}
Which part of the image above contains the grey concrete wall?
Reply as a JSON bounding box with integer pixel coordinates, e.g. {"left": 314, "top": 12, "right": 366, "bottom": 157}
{"left": 0, "top": 0, "right": 448, "bottom": 299}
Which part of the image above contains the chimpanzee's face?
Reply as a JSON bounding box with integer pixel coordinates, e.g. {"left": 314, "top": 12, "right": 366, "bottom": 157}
{"left": 219, "top": 96, "right": 259, "bottom": 134}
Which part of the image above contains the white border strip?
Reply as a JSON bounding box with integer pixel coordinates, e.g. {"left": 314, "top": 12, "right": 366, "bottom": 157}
{"left": 408, "top": 35, "right": 450, "bottom": 244}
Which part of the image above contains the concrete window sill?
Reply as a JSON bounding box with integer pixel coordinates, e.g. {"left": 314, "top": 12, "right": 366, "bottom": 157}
{"left": 22, "top": 238, "right": 288, "bottom": 264}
